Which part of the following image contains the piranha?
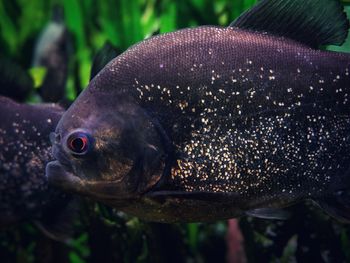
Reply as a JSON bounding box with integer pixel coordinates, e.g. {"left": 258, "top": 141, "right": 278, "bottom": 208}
{"left": 47, "top": 0, "right": 350, "bottom": 223}
{"left": 0, "top": 96, "right": 76, "bottom": 240}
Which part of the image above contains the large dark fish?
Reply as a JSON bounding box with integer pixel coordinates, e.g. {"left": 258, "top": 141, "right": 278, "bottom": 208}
{"left": 0, "top": 96, "right": 75, "bottom": 240}
{"left": 47, "top": 0, "right": 350, "bottom": 223}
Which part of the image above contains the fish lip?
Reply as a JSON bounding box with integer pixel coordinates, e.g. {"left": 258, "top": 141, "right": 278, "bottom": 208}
{"left": 45, "top": 160, "right": 84, "bottom": 192}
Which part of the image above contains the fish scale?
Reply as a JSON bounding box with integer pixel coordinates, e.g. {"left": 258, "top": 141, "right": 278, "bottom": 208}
{"left": 91, "top": 27, "right": 350, "bottom": 200}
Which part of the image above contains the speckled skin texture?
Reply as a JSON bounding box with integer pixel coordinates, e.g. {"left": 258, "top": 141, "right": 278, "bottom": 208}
{"left": 50, "top": 27, "right": 350, "bottom": 222}
{"left": 0, "top": 96, "right": 65, "bottom": 226}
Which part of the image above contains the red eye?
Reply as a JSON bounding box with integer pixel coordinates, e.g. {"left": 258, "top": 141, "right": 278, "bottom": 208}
{"left": 67, "top": 132, "right": 92, "bottom": 155}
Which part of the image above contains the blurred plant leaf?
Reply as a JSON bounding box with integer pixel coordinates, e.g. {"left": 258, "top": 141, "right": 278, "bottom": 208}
{"left": 281, "top": 235, "right": 297, "bottom": 263}
{"left": 69, "top": 251, "right": 86, "bottom": 263}
{"left": 187, "top": 223, "right": 199, "bottom": 252}
{"left": 68, "top": 232, "right": 90, "bottom": 262}
{"left": 141, "top": 0, "right": 158, "bottom": 37}
{"left": 0, "top": 1, "right": 18, "bottom": 54}
{"left": 160, "top": 1, "right": 177, "bottom": 33}
{"left": 63, "top": 0, "right": 91, "bottom": 88}
{"left": 29, "top": 67, "right": 47, "bottom": 89}
{"left": 120, "top": 0, "right": 143, "bottom": 45}
{"left": 340, "top": 230, "right": 350, "bottom": 262}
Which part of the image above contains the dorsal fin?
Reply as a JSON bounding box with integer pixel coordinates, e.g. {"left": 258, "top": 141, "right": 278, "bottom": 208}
{"left": 230, "top": 0, "right": 349, "bottom": 48}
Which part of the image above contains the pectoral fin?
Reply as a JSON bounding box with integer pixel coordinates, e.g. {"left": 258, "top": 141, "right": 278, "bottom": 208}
{"left": 313, "top": 190, "right": 350, "bottom": 223}
{"left": 245, "top": 208, "right": 290, "bottom": 220}
{"left": 146, "top": 190, "right": 239, "bottom": 203}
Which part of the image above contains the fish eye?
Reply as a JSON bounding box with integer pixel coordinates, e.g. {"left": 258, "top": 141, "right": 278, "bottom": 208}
{"left": 66, "top": 131, "right": 93, "bottom": 156}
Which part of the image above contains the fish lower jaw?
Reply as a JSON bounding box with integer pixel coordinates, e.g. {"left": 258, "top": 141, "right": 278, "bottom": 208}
{"left": 45, "top": 160, "right": 85, "bottom": 193}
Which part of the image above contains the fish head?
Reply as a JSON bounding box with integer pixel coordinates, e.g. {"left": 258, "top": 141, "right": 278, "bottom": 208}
{"left": 46, "top": 89, "right": 166, "bottom": 205}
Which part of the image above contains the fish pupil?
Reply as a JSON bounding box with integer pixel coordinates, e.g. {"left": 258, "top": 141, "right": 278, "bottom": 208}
{"left": 68, "top": 134, "right": 89, "bottom": 154}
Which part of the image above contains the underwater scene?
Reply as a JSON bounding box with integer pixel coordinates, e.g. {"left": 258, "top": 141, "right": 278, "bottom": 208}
{"left": 1, "top": 0, "right": 350, "bottom": 262}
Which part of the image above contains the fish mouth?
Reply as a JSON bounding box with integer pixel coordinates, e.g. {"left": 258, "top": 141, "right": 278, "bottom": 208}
{"left": 46, "top": 160, "right": 85, "bottom": 192}
{"left": 46, "top": 160, "right": 138, "bottom": 202}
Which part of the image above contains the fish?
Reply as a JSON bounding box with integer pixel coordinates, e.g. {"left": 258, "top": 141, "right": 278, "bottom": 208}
{"left": 32, "top": 5, "right": 70, "bottom": 102}
{"left": 0, "top": 42, "right": 118, "bottom": 240}
{"left": 46, "top": 0, "right": 350, "bottom": 223}
{"left": 0, "top": 96, "right": 76, "bottom": 240}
